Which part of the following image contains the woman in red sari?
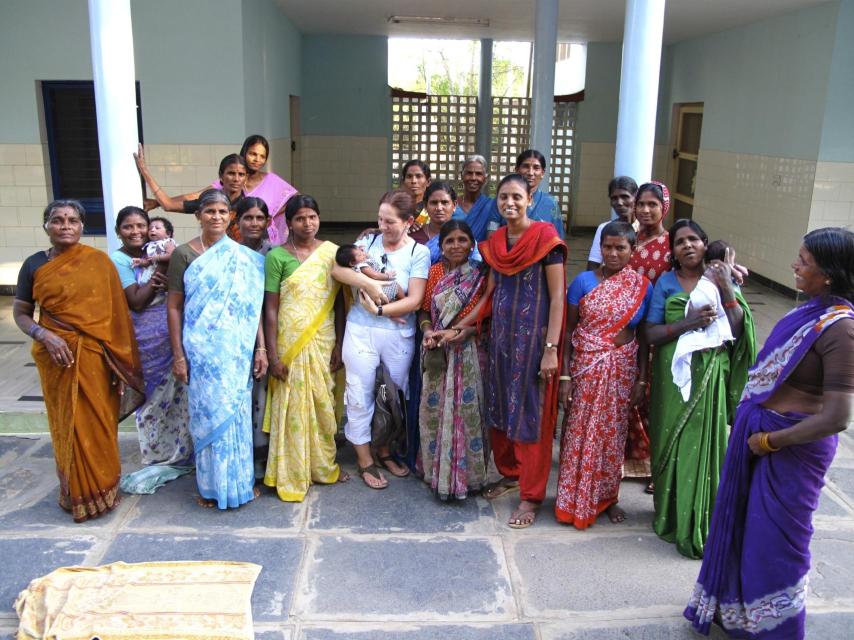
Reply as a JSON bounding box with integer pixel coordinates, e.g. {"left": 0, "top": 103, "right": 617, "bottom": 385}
{"left": 624, "top": 181, "right": 672, "bottom": 483}
{"left": 556, "top": 221, "right": 652, "bottom": 527}
{"left": 460, "top": 173, "right": 566, "bottom": 529}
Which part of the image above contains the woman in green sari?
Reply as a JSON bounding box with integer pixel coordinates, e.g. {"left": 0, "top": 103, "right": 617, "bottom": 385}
{"left": 643, "top": 219, "right": 756, "bottom": 558}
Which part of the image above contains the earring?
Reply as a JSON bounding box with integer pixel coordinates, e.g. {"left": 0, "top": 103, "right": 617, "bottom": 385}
{"left": 826, "top": 280, "right": 832, "bottom": 285}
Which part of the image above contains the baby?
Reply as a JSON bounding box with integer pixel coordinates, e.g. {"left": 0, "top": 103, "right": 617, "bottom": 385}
{"left": 706, "top": 239, "right": 749, "bottom": 285}
{"left": 335, "top": 244, "right": 402, "bottom": 302}
{"left": 132, "top": 217, "right": 176, "bottom": 304}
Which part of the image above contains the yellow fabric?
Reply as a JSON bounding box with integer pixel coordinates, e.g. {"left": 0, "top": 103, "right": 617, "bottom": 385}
{"left": 263, "top": 241, "right": 342, "bottom": 501}
{"left": 14, "top": 561, "right": 260, "bottom": 640}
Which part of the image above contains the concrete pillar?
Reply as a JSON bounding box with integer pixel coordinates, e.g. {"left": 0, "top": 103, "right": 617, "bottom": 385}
{"left": 530, "top": 0, "right": 558, "bottom": 190}
{"left": 88, "top": 0, "right": 142, "bottom": 253}
{"left": 476, "top": 38, "right": 494, "bottom": 166}
{"left": 614, "top": 0, "right": 666, "bottom": 192}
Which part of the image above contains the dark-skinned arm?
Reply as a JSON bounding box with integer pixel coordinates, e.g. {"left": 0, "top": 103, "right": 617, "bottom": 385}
{"left": 166, "top": 291, "right": 188, "bottom": 383}
{"left": 558, "top": 303, "right": 580, "bottom": 409}
{"left": 750, "top": 391, "right": 852, "bottom": 455}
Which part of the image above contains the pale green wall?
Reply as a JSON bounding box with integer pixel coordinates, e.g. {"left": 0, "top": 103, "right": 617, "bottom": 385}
{"left": 300, "top": 35, "right": 389, "bottom": 137}
{"left": 574, "top": 43, "right": 622, "bottom": 144}
{"left": 661, "top": 1, "right": 838, "bottom": 159}
{"left": 0, "top": 0, "right": 251, "bottom": 144}
{"left": 818, "top": 0, "right": 854, "bottom": 162}
{"left": 241, "top": 0, "right": 301, "bottom": 140}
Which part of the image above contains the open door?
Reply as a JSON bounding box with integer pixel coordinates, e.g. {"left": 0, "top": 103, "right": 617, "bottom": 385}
{"left": 671, "top": 103, "right": 703, "bottom": 220}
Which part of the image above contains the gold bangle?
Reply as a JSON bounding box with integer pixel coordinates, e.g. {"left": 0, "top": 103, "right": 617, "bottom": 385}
{"left": 174, "top": 356, "right": 186, "bottom": 364}
{"left": 760, "top": 432, "right": 780, "bottom": 453}
{"left": 419, "top": 320, "right": 432, "bottom": 330}
{"left": 255, "top": 348, "right": 267, "bottom": 352}
{"left": 559, "top": 375, "right": 571, "bottom": 382}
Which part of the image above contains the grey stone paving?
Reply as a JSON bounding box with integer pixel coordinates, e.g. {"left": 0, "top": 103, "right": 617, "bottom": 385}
{"left": 0, "top": 235, "right": 852, "bottom": 638}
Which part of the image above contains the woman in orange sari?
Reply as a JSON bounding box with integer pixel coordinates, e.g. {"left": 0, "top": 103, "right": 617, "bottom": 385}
{"left": 556, "top": 221, "right": 652, "bottom": 528}
{"left": 13, "top": 200, "right": 142, "bottom": 522}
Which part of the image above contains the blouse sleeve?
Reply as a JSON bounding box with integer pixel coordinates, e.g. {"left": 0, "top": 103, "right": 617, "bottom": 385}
{"left": 422, "top": 264, "right": 443, "bottom": 313}
{"left": 265, "top": 249, "right": 286, "bottom": 293}
{"left": 167, "top": 244, "right": 197, "bottom": 294}
{"left": 543, "top": 247, "right": 565, "bottom": 266}
{"left": 410, "top": 244, "right": 430, "bottom": 280}
{"left": 567, "top": 272, "right": 589, "bottom": 306}
{"left": 647, "top": 277, "right": 669, "bottom": 324}
{"left": 817, "top": 318, "right": 854, "bottom": 392}
{"left": 110, "top": 251, "right": 137, "bottom": 289}
{"left": 15, "top": 252, "right": 49, "bottom": 304}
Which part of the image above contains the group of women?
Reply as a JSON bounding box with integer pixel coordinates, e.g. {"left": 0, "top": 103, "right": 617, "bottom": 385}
{"left": 13, "top": 133, "right": 854, "bottom": 639}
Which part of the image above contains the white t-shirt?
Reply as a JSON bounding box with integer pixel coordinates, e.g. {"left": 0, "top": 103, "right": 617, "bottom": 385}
{"left": 587, "top": 218, "right": 641, "bottom": 264}
{"left": 346, "top": 234, "right": 430, "bottom": 334}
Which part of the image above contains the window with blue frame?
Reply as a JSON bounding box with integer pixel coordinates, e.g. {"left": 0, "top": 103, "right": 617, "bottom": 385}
{"left": 42, "top": 81, "right": 143, "bottom": 234}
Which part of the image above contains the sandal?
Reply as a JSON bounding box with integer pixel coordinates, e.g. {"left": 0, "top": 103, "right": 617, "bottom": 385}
{"left": 376, "top": 455, "right": 410, "bottom": 478}
{"left": 644, "top": 480, "right": 655, "bottom": 495}
{"left": 483, "top": 480, "right": 520, "bottom": 500}
{"left": 508, "top": 505, "right": 538, "bottom": 529}
{"left": 357, "top": 464, "right": 388, "bottom": 490}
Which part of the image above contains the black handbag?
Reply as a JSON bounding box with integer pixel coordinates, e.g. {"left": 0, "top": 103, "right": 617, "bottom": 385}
{"left": 370, "top": 363, "right": 408, "bottom": 459}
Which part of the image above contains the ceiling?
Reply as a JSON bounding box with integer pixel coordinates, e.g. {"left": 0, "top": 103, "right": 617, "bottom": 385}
{"left": 277, "top": 0, "right": 830, "bottom": 44}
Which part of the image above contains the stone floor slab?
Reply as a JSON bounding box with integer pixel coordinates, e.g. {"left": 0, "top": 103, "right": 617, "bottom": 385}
{"left": 300, "top": 623, "right": 536, "bottom": 639}
{"left": 827, "top": 465, "right": 854, "bottom": 506}
{"left": 307, "top": 467, "right": 494, "bottom": 535}
{"left": 511, "top": 534, "right": 699, "bottom": 616}
{"left": 816, "top": 488, "right": 852, "bottom": 517}
{"left": 100, "top": 533, "right": 303, "bottom": 622}
{"left": 806, "top": 611, "right": 854, "bottom": 638}
{"left": 296, "top": 536, "right": 514, "bottom": 621}
{"left": 0, "top": 537, "right": 97, "bottom": 611}
{"left": 808, "top": 530, "right": 854, "bottom": 602}
{"left": 0, "top": 435, "right": 40, "bottom": 459}
{"left": 540, "top": 619, "right": 729, "bottom": 639}
{"left": 122, "top": 474, "right": 305, "bottom": 533}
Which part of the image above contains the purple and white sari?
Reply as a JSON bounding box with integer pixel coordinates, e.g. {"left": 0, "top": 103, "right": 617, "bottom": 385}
{"left": 685, "top": 296, "right": 854, "bottom": 638}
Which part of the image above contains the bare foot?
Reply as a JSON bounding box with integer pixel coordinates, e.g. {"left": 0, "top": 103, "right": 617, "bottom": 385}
{"left": 195, "top": 496, "right": 217, "bottom": 508}
{"left": 508, "top": 500, "right": 538, "bottom": 529}
{"left": 483, "top": 479, "right": 520, "bottom": 500}
{"left": 607, "top": 504, "right": 626, "bottom": 523}
{"left": 253, "top": 485, "right": 262, "bottom": 499}
{"left": 337, "top": 470, "right": 350, "bottom": 483}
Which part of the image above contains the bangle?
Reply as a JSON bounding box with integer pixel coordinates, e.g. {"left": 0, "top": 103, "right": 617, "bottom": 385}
{"left": 559, "top": 375, "right": 571, "bottom": 382}
{"left": 759, "top": 432, "right": 780, "bottom": 453}
{"left": 544, "top": 342, "right": 558, "bottom": 350}
{"left": 636, "top": 380, "right": 649, "bottom": 386}
{"left": 420, "top": 320, "right": 432, "bottom": 330}
{"left": 723, "top": 299, "right": 739, "bottom": 309}
{"left": 28, "top": 324, "right": 43, "bottom": 339}
{"left": 666, "top": 325, "right": 675, "bottom": 338}
{"left": 174, "top": 356, "right": 186, "bottom": 364}
{"left": 255, "top": 348, "right": 267, "bottom": 352}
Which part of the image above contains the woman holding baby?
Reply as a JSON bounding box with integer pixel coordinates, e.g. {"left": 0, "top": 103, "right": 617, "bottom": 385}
{"left": 111, "top": 206, "right": 193, "bottom": 477}
{"left": 643, "top": 218, "right": 756, "bottom": 558}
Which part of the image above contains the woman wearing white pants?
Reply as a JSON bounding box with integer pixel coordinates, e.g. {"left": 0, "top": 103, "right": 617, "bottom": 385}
{"left": 340, "top": 190, "right": 429, "bottom": 489}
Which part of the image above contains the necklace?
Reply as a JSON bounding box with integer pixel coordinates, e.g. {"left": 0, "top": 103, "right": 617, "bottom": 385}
{"left": 289, "top": 238, "right": 313, "bottom": 263}
{"left": 199, "top": 235, "right": 207, "bottom": 252}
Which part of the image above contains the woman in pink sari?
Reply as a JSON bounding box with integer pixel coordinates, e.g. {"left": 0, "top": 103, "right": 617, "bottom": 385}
{"left": 556, "top": 221, "right": 652, "bottom": 528}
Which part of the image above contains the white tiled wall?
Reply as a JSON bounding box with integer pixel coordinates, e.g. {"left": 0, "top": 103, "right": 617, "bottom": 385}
{"left": 297, "top": 136, "right": 389, "bottom": 222}
{"left": 572, "top": 142, "right": 670, "bottom": 228}
{"left": 0, "top": 144, "right": 53, "bottom": 286}
{"left": 692, "top": 148, "right": 816, "bottom": 287}
{"left": 808, "top": 161, "right": 854, "bottom": 231}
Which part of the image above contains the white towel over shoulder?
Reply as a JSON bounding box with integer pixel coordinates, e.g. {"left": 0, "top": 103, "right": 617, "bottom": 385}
{"left": 671, "top": 276, "right": 734, "bottom": 401}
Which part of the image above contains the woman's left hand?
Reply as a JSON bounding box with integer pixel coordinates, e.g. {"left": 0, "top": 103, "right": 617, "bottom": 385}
{"left": 706, "top": 260, "right": 734, "bottom": 292}
{"left": 446, "top": 327, "right": 473, "bottom": 344}
{"left": 747, "top": 432, "right": 769, "bottom": 456}
{"left": 330, "top": 344, "right": 343, "bottom": 372}
{"left": 630, "top": 381, "right": 647, "bottom": 408}
{"left": 539, "top": 350, "right": 559, "bottom": 381}
{"left": 253, "top": 350, "right": 268, "bottom": 379}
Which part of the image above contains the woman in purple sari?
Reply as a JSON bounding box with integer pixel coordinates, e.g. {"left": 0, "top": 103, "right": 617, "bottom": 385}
{"left": 685, "top": 227, "right": 854, "bottom": 639}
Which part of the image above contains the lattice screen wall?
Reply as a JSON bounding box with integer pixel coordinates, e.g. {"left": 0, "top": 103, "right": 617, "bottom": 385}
{"left": 391, "top": 94, "right": 577, "bottom": 228}
{"left": 391, "top": 94, "right": 478, "bottom": 185}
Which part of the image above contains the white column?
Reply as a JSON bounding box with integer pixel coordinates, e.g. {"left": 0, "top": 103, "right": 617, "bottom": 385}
{"left": 476, "top": 38, "right": 494, "bottom": 165}
{"left": 88, "top": 0, "right": 142, "bottom": 254}
{"left": 530, "top": 0, "right": 558, "bottom": 190}
{"left": 614, "top": 0, "right": 666, "bottom": 190}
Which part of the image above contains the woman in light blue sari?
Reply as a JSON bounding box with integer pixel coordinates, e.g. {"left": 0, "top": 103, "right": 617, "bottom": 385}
{"left": 452, "top": 155, "right": 496, "bottom": 242}
{"left": 167, "top": 189, "right": 267, "bottom": 509}
{"left": 515, "top": 149, "right": 565, "bottom": 239}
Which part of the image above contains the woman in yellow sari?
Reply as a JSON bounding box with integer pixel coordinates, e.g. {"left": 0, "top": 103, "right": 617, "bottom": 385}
{"left": 262, "top": 195, "right": 347, "bottom": 501}
{"left": 13, "top": 200, "right": 142, "bottom": 522}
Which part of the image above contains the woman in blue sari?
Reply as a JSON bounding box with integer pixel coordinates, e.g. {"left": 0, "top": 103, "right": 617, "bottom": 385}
{"left": 514, "top": 149, "right": 565, "bottom": 239}
{"left": 685, "top": 227, "right": 854, "bottom": 639}
{"left": 167, "top": 189, "right": 267, "bottom": 509}
{"left": 452, "top": 155, "right": 496, "bottom": 242}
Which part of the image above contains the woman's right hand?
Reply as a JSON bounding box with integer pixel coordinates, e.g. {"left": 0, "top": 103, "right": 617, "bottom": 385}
{"left": 142, "top": 198, "right": 159, "bottom": 212}
{"left": 559, "top": 379, "right": 573, "bottom": 411}
{"left": 685, "top": 303, "right": 716, "bottom": 330}
{"left": 40, "top": 330, "right": 74, "bottom": 367}
{"left": 173, "top": 356, "right": 189, "bottom": 384}
{"left": 361, "top": 282, "right": 390, "bottom": 307}
{"left": 269, "top": 360, "right": 289, "bottom": 381}
{"left": 149, "top": 271, "right": 168, "bottom": 291}
{"left": 133, "top": 143, "right": 147, "bottom": 173}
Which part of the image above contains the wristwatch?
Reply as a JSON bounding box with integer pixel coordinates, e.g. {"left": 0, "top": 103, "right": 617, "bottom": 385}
{"left": 377, "top": 305, "right": 383, "bottom": 317}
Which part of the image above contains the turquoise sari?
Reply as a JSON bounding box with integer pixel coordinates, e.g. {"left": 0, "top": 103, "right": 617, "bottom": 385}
{"left": 528, "top": 190, "right": 564, "bottom": 239}
{"left": 452, "top": 194, "right": 496, "bottom": 242}
{"left": 183, "top": 236, "right": 265, "bottom": 509}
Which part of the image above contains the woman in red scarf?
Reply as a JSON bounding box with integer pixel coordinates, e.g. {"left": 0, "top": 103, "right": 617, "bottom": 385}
{"left": 460, "top": 173, "right": 566, "bottom": 528}
{"left": 556, "top": 221, "right": 652, "bottom": 528}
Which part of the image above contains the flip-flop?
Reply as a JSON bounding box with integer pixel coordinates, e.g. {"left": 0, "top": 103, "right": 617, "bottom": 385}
{"left": 357, "top": 464, "right": 388, "bottom": 490}
{"left": 483, "top": 481, "right": 520, "bottom": 500}
{"left": 508, "top": 507, "right": 537, "bottom": 529}
{"left": 376, "top": 455, "right": 410, "bottom": 478}
{"left": 644, "top": 481, "right": 655, "bottom": 495}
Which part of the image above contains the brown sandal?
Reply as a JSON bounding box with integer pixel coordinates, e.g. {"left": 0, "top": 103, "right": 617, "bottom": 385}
{"left": 376, "top": 455, "right": 410, "bottom": 478}
{"left": 358, "top": 464, "right": 388, "bottom": 490}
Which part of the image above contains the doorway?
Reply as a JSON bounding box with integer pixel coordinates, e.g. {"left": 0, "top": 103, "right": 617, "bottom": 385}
{"left": 289, "top": 95, "right": 300, "bottom": 185}
{"left": 671, "top": 103, "right": 703, "bottom": 220}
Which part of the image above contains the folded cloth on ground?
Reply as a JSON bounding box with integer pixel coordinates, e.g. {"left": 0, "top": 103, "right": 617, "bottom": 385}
{"left": 15, "top": 560, "right": 261, "bottom": 640}
{"left": 120, "top": 464, "right": 194, "bottom": 494}
{"left": 671, "top": 276, "right": 734, "bottom": 401}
